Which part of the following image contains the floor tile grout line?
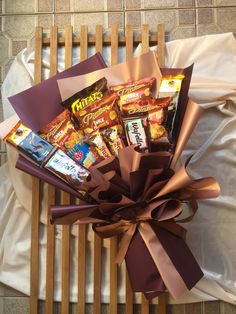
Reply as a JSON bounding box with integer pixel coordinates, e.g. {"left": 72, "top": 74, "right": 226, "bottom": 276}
{"left": 0, "top": 2, "right": 236, "bottom": 17}
{"left": 1, "top": 5, "right": 236, "bottom": 17}
{"left": 194, "top": 0, "right": 197, "bottom": 37}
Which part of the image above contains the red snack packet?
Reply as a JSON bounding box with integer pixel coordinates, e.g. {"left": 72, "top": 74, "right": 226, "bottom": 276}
{"left": 121, "top": 97, "right": 171, "bottom": 115}
{"left": 110, "top": 76, "right": 156, "bottom": 96}
{"left": 39, "top": 109, "right": 84, "bottom": 151}
{"left": 75, "top": 94, "right": 120, "bottom": 134}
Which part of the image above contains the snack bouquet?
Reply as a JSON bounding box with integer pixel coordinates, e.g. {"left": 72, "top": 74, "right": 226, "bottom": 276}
{"left": 3, "top": 51, "right": 220, "bottom": 300}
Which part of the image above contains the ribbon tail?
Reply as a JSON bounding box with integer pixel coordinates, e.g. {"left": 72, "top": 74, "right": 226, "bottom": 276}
{"left": 138, "top": 222, "right": 203, "bottom": 299}
{"left": 115, "top": 223, "right": 137, "bottom": 266}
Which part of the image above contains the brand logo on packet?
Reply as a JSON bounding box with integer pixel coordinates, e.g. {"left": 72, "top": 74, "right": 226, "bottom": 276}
{"left": 82, "top": 105, "right": 110, "bottom": 127}
{"left": 127, "top": 119, "right": 147, "bottom": 149}
{"left": 71, "top": 91, "right": 104, "bottom": 113}
{"left": 116, "top": 84, "right": 146, "bottom": 96}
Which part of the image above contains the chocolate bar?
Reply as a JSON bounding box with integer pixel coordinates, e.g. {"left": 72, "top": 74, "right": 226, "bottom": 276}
{"left": 44, "top": 149, "right": 90, "bottom": 189}
{"left": 4, "top": 121, "right": 55, "bottom": 165}
{"left": 123, "top": 116, "right": 149, "bottom": 152}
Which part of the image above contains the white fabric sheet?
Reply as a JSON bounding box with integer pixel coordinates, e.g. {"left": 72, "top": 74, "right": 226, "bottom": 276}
{"left": 1, "top": 33, "right": 236, "bottom": 304}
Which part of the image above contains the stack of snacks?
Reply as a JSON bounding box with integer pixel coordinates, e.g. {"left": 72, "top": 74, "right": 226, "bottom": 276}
{"left": 4, "top": 121, "right": 90, "bottom": 190}
{"left": 3, "top": 74, "right": 186, "bottom": 194}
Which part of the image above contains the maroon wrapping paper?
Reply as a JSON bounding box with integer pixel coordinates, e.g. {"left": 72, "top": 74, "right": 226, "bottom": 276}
{"left": 16, "top": 155, "right": 85, "bottom": 199}
{"left": 8, "top": 53, "right": 106, "bottom": 132}
{"left": 9, "top": 51, "right": 220, "bottom": 300}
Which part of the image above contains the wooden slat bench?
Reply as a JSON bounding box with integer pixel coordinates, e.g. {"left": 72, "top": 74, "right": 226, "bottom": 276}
{"left": 31, "top": 24, "right": 167, "bottom": 314}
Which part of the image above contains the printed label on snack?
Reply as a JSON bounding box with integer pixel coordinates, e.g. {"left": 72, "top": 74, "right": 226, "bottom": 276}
{"left": 62, "top": 77, "right": 109, "bottom": 113}
{"left": 76, "top": 94, "right": 119, "bottom": 133}
{"left": 124, "top": 117, "right": 148, "bottom": 150}
{"left": 45, "top": 149, "right": 90, "bottom": 187}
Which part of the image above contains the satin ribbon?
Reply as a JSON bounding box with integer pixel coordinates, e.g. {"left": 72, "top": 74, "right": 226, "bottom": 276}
{"left": 93, "top": 213, "right": 188, "bottom": 299}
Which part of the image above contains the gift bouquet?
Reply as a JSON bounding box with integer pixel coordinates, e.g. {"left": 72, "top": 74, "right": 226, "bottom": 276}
{"left": 2, "top": 51, "right": 220, "bottom": 300}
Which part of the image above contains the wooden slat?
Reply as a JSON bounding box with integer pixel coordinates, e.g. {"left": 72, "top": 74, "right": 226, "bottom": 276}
{"left": 65, "top": 25, "right": 73, "bottom": 69}
{"left": 42, "top": 34, "right": 159, "bottom": 46}
{"left": 125, "top": 24, "right": 133, "bottom": 60}
{"left": 157, "top": 24, "right": 165, "bottom": 68}
{"left": 45, "top": 185, "right": 55, "bottom": 314}
{"left": 110, "top": 24, "right": 119, "bottom": 314}
{"left": 49, "top": 26, "right": 58, "bottom": 77}
{"left": 109, "top": 24, "right": 119, "bottom": 314}
{"left": 78, "top": 224, "right": 86, "bottom": 314}
{"left": 44, "top": 26, "right": 59, "bottom": 314}
{"left": 141, "top": 294, "right": 149, "bottom": 314}
{"left": 95, "top": 25, "right": 103, "bottom": 54}
{"left": 92, "top": 27, "right": 104, "bottom": 314}
{"left": 60, "top": 26, "right": 73, "bottom": 314}
{"left": 125, "top": 26, "right": 134, "bottom": 309}
{"left": 158, "top": 293, "right": 168, "bottom": 314}
{"left": 30, "top": 26, "right": 42, "bottom": 314}
{"left": 61, "top": 193, "right": 71, "bottom": 314}
{"left": 77, "top": 33, "right": 89, "bottom": 314}
{"left": 34, "top": 27, "right": 42, "bottom": 84}
{"left": 141, "top": 24, "right": 149, "bottom": 54}
{"left": 30, "top": 178, "right": 41, "bottom": 314}
{"left": 111, "top": 24, "right": 119, "bottom": 66}
{"left": 93, "top": 234, "right": 102, "bottom": 314}
{"left": 80, "top": 25, "right": 88, "bottom": 61}
{"left": 125, "top": 270, "right": 133, "bottom": 314}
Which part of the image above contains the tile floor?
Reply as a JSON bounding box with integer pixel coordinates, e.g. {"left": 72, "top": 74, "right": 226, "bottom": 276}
{"left": 1, "top": 0, "right": 236, "bottom": 313}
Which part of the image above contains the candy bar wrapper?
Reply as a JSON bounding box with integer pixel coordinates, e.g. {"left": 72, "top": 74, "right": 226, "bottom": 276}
{"left": 3, "top": 51, "right": 220, "bottom": 300}
{"left": 4, "top": 121, "right": 56, "bottom": 166}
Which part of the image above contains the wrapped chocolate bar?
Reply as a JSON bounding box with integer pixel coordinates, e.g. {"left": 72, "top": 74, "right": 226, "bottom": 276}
{"left": 122, "top": 115, "right": 149, "bottom": 152}
{"left": 39, "top": 109, "right": 84, "bottom": 151}
{"left": 62, "top": 77, "right": 109, "bottom": 114}
{"left": 159, "top": 74, "right": 184, "bottom": 138}
{"left": 4, "top": 121, "right": 56, "bottom": 166}
{"left": 44, "top": 149, "right": 90, "bottom": 189}
{"left": 101, "top": 125, "right": 124, "bottom": 156}
{"left": 86, "top": 130, "right": 112, "bottom": 160}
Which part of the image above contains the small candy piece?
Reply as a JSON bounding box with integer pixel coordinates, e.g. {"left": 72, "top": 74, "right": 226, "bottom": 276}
{"left": 39, "top": 109, "right": 84, "bottom": 151}
{"left": 101, "top": 125, "right": 124, "bottom": 156}
{"left": 4, "top": 121, "right": 55, "bottom": 165}
{"left": 86, "top": 131, "right": 112, "bottom": 160}
{"left": 66, "top": 140, "right": 100, "bottom": 169}
{"left": 62, "top": 77, "right": 109, "bottom": 113}
{"left": 44, "top": 149, "right": 90, "bottom": 189}
{"left": 76, "top": 94, "right": 119, "bottom": 134}
{"left": 121, "top": 97, "right": 171, "bottom": 115}
{"left": 123, "top": 116, "right": 149, "bottom": 151}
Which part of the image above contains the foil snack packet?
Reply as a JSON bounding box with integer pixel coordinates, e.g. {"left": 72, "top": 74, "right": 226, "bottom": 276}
{"left": 62, "top": 77, "right": 109, "bottom": 114}
{"left": 4, "top": 121, "right": 56, "bottom": 166}
{"left": 39, "top": 109, "right": 84, "bottom": 151}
